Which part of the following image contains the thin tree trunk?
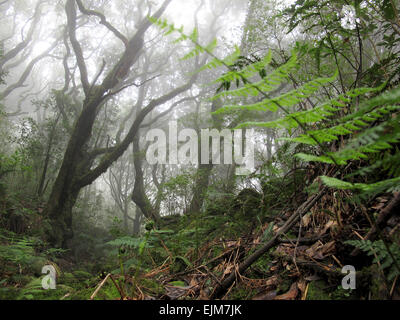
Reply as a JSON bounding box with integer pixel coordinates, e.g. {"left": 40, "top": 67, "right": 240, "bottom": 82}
{"left": 37, "top": 113, "right": 61, "bottom": 197}
{"left": 131, "top": 136, "right": 161, "bottom": 223}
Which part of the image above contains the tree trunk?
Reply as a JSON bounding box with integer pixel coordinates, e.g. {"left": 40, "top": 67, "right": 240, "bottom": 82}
{"left": 188, "top": 98, "right": 222, "bottom": 213}
{"left": 131, "top": 135, "right": 161, "bottom": 223}
{"left": 37, "top": 113, "right": 61, "bottom": 197}
{"left": 188, "top": 164, "right": 213, "bottom": 213}
{"left": 132, "top": 208, "right": 143, "bottom": 235}
{"left": 45, "top": 182, "right": 81, "bottom": 248}
{"left": 123, "top": 202, "right": 129, "bottom": 232}
{"left": 152, "top": 164, "right": 166, "bottom": 214}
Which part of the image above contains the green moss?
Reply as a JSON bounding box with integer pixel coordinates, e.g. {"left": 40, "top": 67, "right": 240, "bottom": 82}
{"left": 33, "top": 219, "right": 52, "bottom": 238}
{"left": 72, "top": 270, "right": 92, "bottom": 280}
{"left": 228, "top": 284, "right": 256, "bottom": 300}
{"left": 170, "top": 256, "right": 190, "bottom": 274}
{"left": 70, "top": 282, "right": 120, "bottom": 300}
{"left": 369, "top": 265, "right": 389, "bottom": 299}
{"left": 26, "top": 257, "right": 48, "bottom": 276}
{"left": 0, "top": 287, "right": 20, "bottom": 300}
{"left": 141, "top": 278, "right": 165, "bottom": 295}
{"left": 330, "top": 286, "right": 355, "bottom": 300}
{"left": 247, "top": 253, "right": 273, "bottom": 278}
{"left": 306, "top": 280, "right": 331, "bottom": 300}
{"left": 10, "top": 274, "right": 33, "bottom": 286}
{"left": 59, "top": 272, "right": 76, "bottom": 286}
{"left": 277, "top": 278, "right": 291, "bottom": 294}
{"left": 17, "top": 277, "right": 74, "bottom": 300}
{"left": 254, "top": 253, "right": 272, "bottom": 270}
{"left": 68, "top": 287, "right": 93, "bottom": 300}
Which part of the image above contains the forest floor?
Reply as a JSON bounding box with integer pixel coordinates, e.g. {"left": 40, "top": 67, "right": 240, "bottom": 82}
{"left": 1, "top": 179, "right": 400, "bottom": 300}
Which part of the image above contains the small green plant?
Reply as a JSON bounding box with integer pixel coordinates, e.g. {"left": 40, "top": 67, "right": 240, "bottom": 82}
{"left": 346, "top": 239, "right": 400, "bottom": 281}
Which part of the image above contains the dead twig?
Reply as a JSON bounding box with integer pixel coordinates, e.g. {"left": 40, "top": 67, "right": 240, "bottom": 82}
{"left": 90, "top": 273, "right": 111, "bottom": 300}
{"left": 90, "top": 273, "right": 125, "bottom": 300}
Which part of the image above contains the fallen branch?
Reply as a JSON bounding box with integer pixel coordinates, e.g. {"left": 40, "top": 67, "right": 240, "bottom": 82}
{"left": 172, "top": 247, "right": 242, "bottom": 278}
{"left": 279, "top": 234, "right": 329, "bottom": 245}
{"left": 209, "top": 188, "right": 327, "bottom": 299}
{"left": 90, "top": 273, "right": 125, "bottom": 300}
{"left": 90, "top": 273, "right": 111, "bottom": 300}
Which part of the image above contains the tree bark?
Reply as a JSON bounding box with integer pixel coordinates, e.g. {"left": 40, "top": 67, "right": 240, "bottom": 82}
{"left": 188, "top": 98, "right": 222, "bottom": 213}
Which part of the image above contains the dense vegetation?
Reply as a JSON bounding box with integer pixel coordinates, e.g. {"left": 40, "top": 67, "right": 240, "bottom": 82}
{"left": 0, "top": 0, "right": 400, "bottom": 300}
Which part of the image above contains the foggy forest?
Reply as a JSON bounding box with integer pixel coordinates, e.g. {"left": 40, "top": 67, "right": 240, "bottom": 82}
{"left": 1, "top": 0, "right": 400, "bottom": 302}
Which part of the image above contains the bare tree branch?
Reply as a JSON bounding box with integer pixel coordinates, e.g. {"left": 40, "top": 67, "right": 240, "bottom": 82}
{"left": 76, "top": 0, "right": 128, "bottom": 47}
{"left": 140, "top": 95, "right": 198, "bottom": 129}
{"left": 0, "top": 0, "right": 43, "bottom": 69}
{"left": 65, "top": 0, "right": 90, "bottom": 95}
{"left": 1, "top": 41, "right": 57, "bottom": 98}
{"left": 78, "top": 75, "right": 198, "bottom": 188}
{"left": 6, "top": 83, "right": 48, "bottom": 117}
{"left": 62, "top": 27, "right": 72, "bottom": 93}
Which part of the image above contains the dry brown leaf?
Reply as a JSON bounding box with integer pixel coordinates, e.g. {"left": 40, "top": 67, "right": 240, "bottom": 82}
{"left": 302, "top": 214, "right": 312, "bottom": 227}
{"left": 306, "top": 240, "right": 335, "bottom": 260}
{"left": 270, "top": 265, "right": 279, "bottom": 272}
{"left": 371, "top": 202, "right": 385, "bottom": 210}
{"left": 223, "top": 264, "right": 234, "bottom": 276}
{"left": 297, "top": 278, "right": 307, "bottom": 294}
{"left": 305, "top": 241, "right": 321, "bottom": 257}
{"left": 189, "top": 277, "right": 198, "bottom": 287}
{"left": 225, "top": 241, "right": 238, "bottom": 248}
{"left": 320, "top": 241, "right": 335, "bottom": 255}
{"left": 199, "top": 289, "right": 209, "bottom": 300}
{"left": 265, "top": 275, "right": 279, "bottom": 287}
{"left": 321, "top": 220, "right": 336, "bottom": 235}
{"left": 252, "top": 290, "right": 277, "bottom": 300}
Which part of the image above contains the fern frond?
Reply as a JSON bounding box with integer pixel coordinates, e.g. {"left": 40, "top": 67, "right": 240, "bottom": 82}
{"left": 150, "top": 16, "right": 400, "bottom": 198}
{"left": 215, "top": 70, "right": 338, "bottom": 114}
{"left": 346, "top": 239, "right": 400, "bottom": 281}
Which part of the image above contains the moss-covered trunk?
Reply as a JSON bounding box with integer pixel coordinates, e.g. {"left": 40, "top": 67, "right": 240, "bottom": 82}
{"left": 44, "top": 110, "right": 96, "bottom": 247}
